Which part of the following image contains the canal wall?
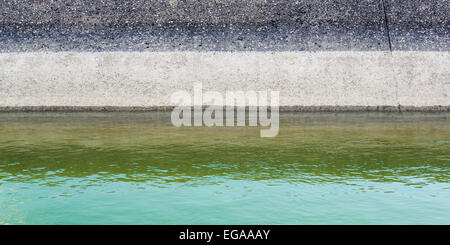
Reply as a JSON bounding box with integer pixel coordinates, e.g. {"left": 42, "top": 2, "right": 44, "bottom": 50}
{"left": 0, "top": 0, "right": 448, "bottom": 110}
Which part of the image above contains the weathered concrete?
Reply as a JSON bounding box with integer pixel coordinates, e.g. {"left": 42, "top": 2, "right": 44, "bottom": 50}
{"left": 0, "top": 0, "right": 389, "bottom": 51}
{"left": 384, "top": 0, "right": 449, "bottom": 51}
{"left": 0, "top": 1, "right": 448, "bottom": 110}
{"left": 1, "top": 0, "right": 448, "bottom": 51}
{"left": 0, "top": 51, "right": 448, "bottom": 108}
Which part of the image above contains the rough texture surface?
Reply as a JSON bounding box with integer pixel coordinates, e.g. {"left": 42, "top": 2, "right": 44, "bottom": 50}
{"left": 0, "top": 0, "right": 389, "bottom": 51}
{"left": 0, "top": 1, "right": 448, "bottom": 110}
{"left": 0, "top": 52, "right": 448, "bottom": 107}
{"left": 0, "top": 0, "right": 447, "bottom": 51}
{"left": 385, "top": 0, "right": 449, "bottom": 51}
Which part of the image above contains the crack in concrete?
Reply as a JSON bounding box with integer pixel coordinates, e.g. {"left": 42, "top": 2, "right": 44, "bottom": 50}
{"left": 381, "top": 0, "right": 392, "bottom": 52}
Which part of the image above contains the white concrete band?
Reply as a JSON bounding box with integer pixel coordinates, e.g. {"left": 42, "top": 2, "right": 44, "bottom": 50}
{"left": 0, "top": 51, "right": 448, "bottom": 107}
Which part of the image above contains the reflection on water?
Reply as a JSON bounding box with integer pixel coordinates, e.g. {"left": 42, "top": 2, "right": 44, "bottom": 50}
{"left": 0, "top": 112, "right": 449, "bottom": 224}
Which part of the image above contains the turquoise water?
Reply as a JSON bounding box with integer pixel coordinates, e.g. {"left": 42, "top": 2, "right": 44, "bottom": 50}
{"left": 0, "top": 112, "right": 449, "bottom": 224}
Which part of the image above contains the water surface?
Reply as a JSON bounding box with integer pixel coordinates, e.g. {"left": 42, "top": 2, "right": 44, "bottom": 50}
{"left": 0, "top": 112, "right": 449, "bottom": 224}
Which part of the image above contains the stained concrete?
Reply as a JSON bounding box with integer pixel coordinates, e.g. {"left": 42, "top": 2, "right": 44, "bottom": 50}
{"left": 0, "top": 106, "right": 449, "bottom": 112}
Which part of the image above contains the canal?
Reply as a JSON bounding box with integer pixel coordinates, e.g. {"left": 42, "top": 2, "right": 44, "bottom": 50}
{"left": 0, "top": 112, "right": 449, "bottom": 224}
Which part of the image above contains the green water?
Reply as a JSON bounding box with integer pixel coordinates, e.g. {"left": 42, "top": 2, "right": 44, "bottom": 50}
{"left": 0, "top": 112, "right": 449, "bottom": 225}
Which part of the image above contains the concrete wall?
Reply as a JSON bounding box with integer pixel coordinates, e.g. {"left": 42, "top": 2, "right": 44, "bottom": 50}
{"left": 1, "top": 51, "right": 448, "bottom": 108}
{"left": 0, "top": 1, "right": 448, "bottom": 109}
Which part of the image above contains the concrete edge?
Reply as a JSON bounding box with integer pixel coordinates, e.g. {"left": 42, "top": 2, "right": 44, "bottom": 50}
{"left": 0, "top": 106, "right": 449, "bottom": 112}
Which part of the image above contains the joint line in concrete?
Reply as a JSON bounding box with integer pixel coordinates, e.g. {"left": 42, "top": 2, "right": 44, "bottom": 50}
{"left": 381, "top": 0, "right": 393, "bottom": 52}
